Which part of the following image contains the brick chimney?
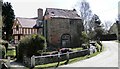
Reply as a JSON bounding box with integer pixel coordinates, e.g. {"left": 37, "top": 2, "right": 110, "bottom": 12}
{"left": 38, "top": 8, "right": 43, "bottom": 20}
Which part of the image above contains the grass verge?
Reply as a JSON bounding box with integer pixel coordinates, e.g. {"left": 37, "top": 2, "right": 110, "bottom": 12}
{"left": 34, "top": 44, "right": 103, "bottom": 69}
{"left": 71, "top": 47, "right": 83, "bottom": 52}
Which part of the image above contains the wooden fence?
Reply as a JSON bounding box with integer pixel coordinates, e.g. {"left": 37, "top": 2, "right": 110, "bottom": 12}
{"left": 23, "top": 49, "right": 90, "bottom": 67}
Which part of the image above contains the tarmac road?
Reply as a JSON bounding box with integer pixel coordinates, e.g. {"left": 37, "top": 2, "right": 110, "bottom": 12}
{"left": 60, "top": 41, "right": 118, "bottom": 67}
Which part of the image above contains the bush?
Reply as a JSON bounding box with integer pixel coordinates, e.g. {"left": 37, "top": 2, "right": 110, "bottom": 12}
{"left": 0, "top": 44, "right": 6, "bottom": 58}
{"left": 17, "top": 34, "right": 47, "bottom": 62}
{"left": 81, "top": 32, "right": 89, "bottom": 44}
{"left": 60, "top": 48, "right": 72, "bottom": 53}
{"left": 0, "top": 39, "right": 8, "bottom": 53}
{"left": 81, "top": 32, "right": 89, "bottom": 49}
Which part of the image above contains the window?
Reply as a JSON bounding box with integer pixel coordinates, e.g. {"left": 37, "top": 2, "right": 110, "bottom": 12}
{"left": 70, "top": 19, "right": 74, "bottom": 25}
{"left": 29, "top": 29, "right": 31, "bottom": 34}
{"left": 16, "top": 25, "right": 19, "bottom": 31}
{"left": 26, "top": 29, "right": 28, "bottom": 34}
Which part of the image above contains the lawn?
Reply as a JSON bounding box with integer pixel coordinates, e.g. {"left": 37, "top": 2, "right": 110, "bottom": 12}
{"left": 6, "top": 46, "right": 16, "bottom": 57}
{"left": 71, "top": 47, "right": 83, "bottom": 52}
{"left": 6, "top": 50, "right": 16, "bottom": 57}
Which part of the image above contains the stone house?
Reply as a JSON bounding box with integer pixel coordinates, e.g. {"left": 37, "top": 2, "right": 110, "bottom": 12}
{"left": 12, "top": 17, "right": 43, "bottom": 44}
{"left": 42, "top": 8, "right": 83, "bottom": 48}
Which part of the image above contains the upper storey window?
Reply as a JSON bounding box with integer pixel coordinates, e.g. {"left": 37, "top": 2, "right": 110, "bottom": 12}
{"left": 16, "top": 24, "right": 19, "bottom": 31}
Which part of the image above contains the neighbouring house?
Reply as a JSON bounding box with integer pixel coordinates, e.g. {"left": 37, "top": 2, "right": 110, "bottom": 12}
{"left": 108, "top": 21, "right": 120, "bottom": 40}
{"left": 42, "top": 8, "right": 83, "bottom": 48}
{"left": 12, "top": 8, "right": 43, "bottom": 44}
{"left": 12, "top": 17, "right": 43, "bottom": 44}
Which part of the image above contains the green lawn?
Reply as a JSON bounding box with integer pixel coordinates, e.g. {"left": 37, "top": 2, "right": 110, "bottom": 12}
{"left": 6, "top": 49, "right": 16, "bottom": 57}
{"left": 71, "top": 47, "right": 83, "bottom": 52}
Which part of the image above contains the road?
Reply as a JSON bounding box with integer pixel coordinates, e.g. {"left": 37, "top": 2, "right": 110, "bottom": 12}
{"left": 60, "top": 41, "right": 118, "bottom": 67}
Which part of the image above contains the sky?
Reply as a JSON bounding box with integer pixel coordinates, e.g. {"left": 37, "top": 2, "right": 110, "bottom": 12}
{"left": 3, "top": 0, "right": 119, "bottom": 24}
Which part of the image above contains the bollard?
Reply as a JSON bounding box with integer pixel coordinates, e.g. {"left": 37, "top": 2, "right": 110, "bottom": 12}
{"left": 58, "top": 51, "right": 60, "bottom": 58}
{"left": 67, "top": 51, "right": 69, "bottom": 59}
{"left": 31, "top": 55, "right": 35, "bottom": 68}
{"left": 32, "top": 55, "right": 35, "bottom": 67}
{"left": 6, "top": 56, "right": 10, "bottom": 68}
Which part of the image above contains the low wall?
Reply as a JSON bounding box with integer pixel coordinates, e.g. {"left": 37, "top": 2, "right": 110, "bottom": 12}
{"left": 100, "top": 34, "right": 117, "bottom": 41}
{"left": 23, "top": 49, "right": 89, "bottom": 67}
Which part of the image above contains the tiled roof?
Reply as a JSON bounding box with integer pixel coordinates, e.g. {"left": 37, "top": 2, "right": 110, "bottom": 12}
{"left": 45, "top": 8, "right": 81, "bottom": 19}
{"left": 16, "top": 17, "right": 37, "bottom": 28}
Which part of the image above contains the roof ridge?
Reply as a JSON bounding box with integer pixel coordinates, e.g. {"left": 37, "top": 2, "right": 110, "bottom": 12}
{"left": 16, "top": 17, "right": 37, "bottom": 20}
{"left": 46, "top": 8, "right": 74, "bottom": 11}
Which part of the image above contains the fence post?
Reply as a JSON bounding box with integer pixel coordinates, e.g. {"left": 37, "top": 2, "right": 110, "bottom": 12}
{"left": 56, "top": 51, "right": 61, "bottom": 67}
{"left": 15, "top": 46, "right": 17, "bottom": 58}
{"left": 64, "top": 51, "right": 69, "bottom": 65}
{"left": 67, "top": 51, "right": 69, "bottom": 59}
{"left": 31, "top": 55, "right": 35, "bottom": 68}
{"left": 6, "top": 56, "right": 10, "bottom": 67}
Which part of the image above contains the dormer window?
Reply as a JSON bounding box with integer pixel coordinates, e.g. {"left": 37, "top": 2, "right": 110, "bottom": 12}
{"left": 51, "top": 11, "right": 54, "bottom": 14}
{"left": 16, "top": 25, "right": 19, "bottom": 31}
{"left": 51, "top": 12, "right": 55, "bottom": 16}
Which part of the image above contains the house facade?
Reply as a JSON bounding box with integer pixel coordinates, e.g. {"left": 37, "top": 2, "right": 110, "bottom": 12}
{"left": 12, "top": 17, "right": 42, "bottom": 43}
{"left": 12, "top": 8, "right": 43, "bottom": 44}
{"left": 42, "top": 8, "right": 83, "bottom": 48}
{"left": 108, "top": 21, "right": 120, "bottom": 40}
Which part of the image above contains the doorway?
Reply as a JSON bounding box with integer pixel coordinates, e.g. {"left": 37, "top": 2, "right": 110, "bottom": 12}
{"left": 61, "top": 34, "right": 71, "bottom": 47}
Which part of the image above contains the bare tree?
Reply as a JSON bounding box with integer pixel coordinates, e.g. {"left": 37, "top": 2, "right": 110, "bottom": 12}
{"left": 89, "top": 14, "right": 101, "bottom": 31}
{"left": 103, "top": 21, "right": 112, "bottom": 33}
{"left": 118, "top": 14, "right": 120, "bottom": 21}
{"left": 88, "top": 14, "right": 103, "bottom": 40}
{"left": 75, "top": 0, "right": 92, "bottom": 32}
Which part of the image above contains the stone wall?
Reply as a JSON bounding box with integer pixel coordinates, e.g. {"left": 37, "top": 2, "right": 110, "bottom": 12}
{"left": 70, "top": 19, "right": 83, "bottom": 47}
{"left": 35, "top": 49, "right": 89, "bottom": 65}
{"left": 45, "top": 18, "right": 83, "bottom": 48}
{"left": 23, "top": 49, "right": 89, "bottom": 67}
{"left": 47, "top": 18, "right": 70, "bottom": 47}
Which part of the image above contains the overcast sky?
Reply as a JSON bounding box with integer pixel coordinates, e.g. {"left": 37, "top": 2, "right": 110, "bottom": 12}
{"left": 3, "top": 0, "right": 119, "bottom": 23}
